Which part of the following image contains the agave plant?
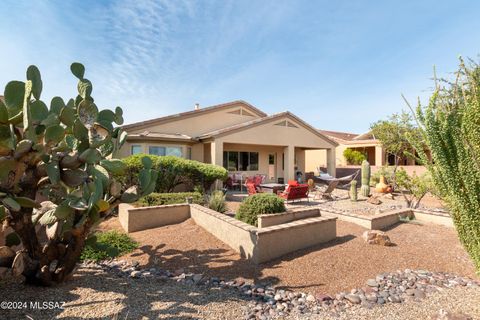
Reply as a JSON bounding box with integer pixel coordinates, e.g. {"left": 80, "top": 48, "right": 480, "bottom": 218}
{"left": 0, "top": 63, "right": 157, "bottom": 285}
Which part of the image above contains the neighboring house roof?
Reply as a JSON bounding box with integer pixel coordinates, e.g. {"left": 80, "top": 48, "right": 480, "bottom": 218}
{"left": 127, "top": 131, "right": 197, "bottom": 143}
{"left": 122, "top": 100, "right": 267, "bottom": 131}
{"left": 318, "top": 130, "right": 359, "bottom": 141}
{"left": 199, "top": 111, "right": 338, "bottom": 146}
{"left": 318, "top": 129, "right": 379, "bottom": 146}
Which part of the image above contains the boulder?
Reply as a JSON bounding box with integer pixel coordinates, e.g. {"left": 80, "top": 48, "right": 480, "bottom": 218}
{"left": 367, "top": 196, "right": 382, "bottom": 205}
{"left": 363, "top": 230, "right": 393, "bottom": 246}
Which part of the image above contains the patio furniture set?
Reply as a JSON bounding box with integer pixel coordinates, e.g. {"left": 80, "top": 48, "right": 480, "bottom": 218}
{"left": 226, "top": 169, "right": 360, "bottom": 203}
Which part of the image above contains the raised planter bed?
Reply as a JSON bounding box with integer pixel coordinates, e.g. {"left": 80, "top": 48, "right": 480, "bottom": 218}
{"left": 119, "top": 204, "right": 337, "bottom": 264}
{"left": 320, "top": 207, "right": 453, "bottom": 230}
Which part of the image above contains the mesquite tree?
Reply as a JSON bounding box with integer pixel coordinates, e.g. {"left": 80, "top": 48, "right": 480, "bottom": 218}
{"left": 0, "top": 63, "right": 157, "bottom": 285}
{"left": 406, "top": 58, "right": 480, "bottom": 271}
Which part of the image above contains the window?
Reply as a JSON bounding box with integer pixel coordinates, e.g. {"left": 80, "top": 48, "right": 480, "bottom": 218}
{"left": 131, "top": 145, "right": 142, "bottom": 155}
{"left": 186, "top": 147, "right": 192, "bottom": 160}
{"left": 227, "top": 151, "right": 238, "bottom": 171}
{"left": 149, "top": 146, "right": 166, "bottom": 156}
{"left": 148, "top": 146, "right": 183, "bottom": 157}
{"left": 166, "top": 147, "right": 183, "bottom": 157}
{"left": 222, "top": 151, "right": 259, "bottom": 171}
{"left": 268, "top": 154, "right": 275, "bottom": 165}
{"left": 249, "top": 152, "right": 259, "bottom": 170}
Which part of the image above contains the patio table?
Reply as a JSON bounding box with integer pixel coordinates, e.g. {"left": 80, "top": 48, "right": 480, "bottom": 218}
{"left": 259, "top": 183, "right": 286, "bottom": 194}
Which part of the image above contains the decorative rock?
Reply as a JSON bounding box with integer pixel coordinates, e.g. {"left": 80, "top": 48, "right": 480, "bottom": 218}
{"left": 414, "top": 289, "right": 426, "bottom": 300}
{"left": 366, "top": 279, "right": 379, "bottom": 287}
{"left": 345, "top": 294, "right": 361, "bottom": 304}
{"left": 315, "top": 294, "right": 332, "bottom": 302}
{"left": 362, "top": 230, "right": 393, "bottom": 246}
{"left": 366, "top": 195, "right": 382, "bottom": 205}
{"left": 174, "top": 268, "right": 184, "bottom": 276}
{"left": 130, "top": 270, "right": 141, "bottom": 278}
{"left": 193, "top": 274, "right": 203, "bottom": 284}
{"left": 306, "top": 294, "right": 316, "bottom": 302}
{"left": 431, "top": 309, "right": 473, "bottom": 320}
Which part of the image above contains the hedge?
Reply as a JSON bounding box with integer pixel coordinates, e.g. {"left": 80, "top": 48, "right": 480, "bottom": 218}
{"left": 137, "top": 192, "right": 204, "bottom": 207}
{"left": 120, "top": 154, "right": 228, "bottom": 193}
{"left": 235, "top": 193, "right": 286, "bottom": 226}
{"left": 343, "top": 148, "right": 367, "bottom": 165}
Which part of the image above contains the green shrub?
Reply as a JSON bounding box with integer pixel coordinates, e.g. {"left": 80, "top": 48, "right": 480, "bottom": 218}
{"left": 235, "top": 193, "right": 286, "bottom": 226}
{"left": 81, "top": 231, "right": 138, "bottom": 262}
{"left": 137, "top": 192, "right": 204, "bottom": 206}
{"left": 343, "top": 148, "right": 367, "bottom": 165}
{"left": 207, "top": 190, "right": 227, "bottom": 213}
{"left": 120, "top": 154, "right": 227, "bottom": 192}
{"left": 395, "top": 168, "right": 433, "bottom": 208}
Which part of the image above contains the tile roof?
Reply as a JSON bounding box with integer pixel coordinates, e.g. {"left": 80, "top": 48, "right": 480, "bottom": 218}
{"left": 122, "top": 100, "right": 267, "bottom": 131}
{"left": 318, "top": 130, "right": 359, "bottom": 141}
{"left": 127, "top": 131, "right": 196, "bottom": 142}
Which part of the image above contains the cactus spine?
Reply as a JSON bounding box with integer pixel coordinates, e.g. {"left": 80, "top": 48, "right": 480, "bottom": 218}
{"left": 360, "top": 160, "right": 371, "bottom": 197}
{"left": 350, "top": 180, "right": 357, "bottom": 201}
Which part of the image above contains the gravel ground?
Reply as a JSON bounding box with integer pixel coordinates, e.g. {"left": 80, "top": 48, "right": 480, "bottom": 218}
{"left": 100, "top": 217, "right": 477, "bottom": 295}
{"left": 289, "top": 286, "right": 480, "bottom": 320}
{"left": 1, "top": 267, "right": 248, "bottom": 320}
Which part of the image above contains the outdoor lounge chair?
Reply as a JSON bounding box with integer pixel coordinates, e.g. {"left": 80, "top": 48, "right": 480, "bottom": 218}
{"left": 246, "top": 182, "right": 263, "bottom": 196}
{"left": 313, "top": 179, "right": 339, "bottom": 200}
{"left": 277, "top": 184, "right": 309, "bottom": 203}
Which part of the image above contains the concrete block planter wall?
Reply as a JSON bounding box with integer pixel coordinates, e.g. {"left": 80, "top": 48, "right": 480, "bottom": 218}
{"left": 119, "top": 204, "right": 337, "bottom": 264}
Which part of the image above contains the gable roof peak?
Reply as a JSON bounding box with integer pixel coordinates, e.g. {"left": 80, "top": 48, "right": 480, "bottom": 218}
{"left": 122, "top": 100, "right": 267, "bottom": 131}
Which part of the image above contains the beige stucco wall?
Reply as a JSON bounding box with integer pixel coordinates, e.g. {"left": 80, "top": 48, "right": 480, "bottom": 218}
{"left": 128, "top": 103, "right": 262, "bottom": 136}
{"left": 215, "top": 116, "right": 334, "bottom": 149}
{"left": 189, "top": 204, "right": 257, "bottom": 260}
{"left": 257, "top": 208, "right": 320, "bottom": 228}
{"left": 255, "top": 216, "right": 337, "bottom": 263}
{"left": 413, "top": 210, "right": 453, "bottom": 227}
{"left": 118, "top": 203, "right": 338, "bottom": 264}
{"left": 118, "top": 203, "right": 190, "bottom": 233}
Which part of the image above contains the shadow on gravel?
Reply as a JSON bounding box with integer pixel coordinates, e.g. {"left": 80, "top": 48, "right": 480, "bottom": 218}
{"left": 1, "top": 267, "right": 253, "bottom": 320}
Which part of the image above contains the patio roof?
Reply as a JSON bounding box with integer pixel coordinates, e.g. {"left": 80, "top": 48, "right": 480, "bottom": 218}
{"left": 198, "top": 111, "right": 338, "bottom": 146}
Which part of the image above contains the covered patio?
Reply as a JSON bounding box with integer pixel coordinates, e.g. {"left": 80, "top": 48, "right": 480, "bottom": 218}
{"left": 199, "top": 112, "right": 338, "bottom": 183}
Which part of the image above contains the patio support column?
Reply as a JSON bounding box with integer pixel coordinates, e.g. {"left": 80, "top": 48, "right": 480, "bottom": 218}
{"left": 283, "top": 145, "right": 295, "bottom": 181}
{"left": 210, "top": 140, "right": 223, "bottom": 167}
{"left": 375, "top": 145, "right": 385, "bottom": 166}
{"left": 326, "top": 147, "right": 336, "bottom": 177}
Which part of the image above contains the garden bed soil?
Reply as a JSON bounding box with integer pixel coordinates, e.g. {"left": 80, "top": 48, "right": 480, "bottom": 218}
{"left": 97, "top": 216, "right": 477, "bottom": 296}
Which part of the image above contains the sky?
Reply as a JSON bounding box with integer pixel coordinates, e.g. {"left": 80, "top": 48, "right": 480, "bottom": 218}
{"left": 1, "top": 1, "right": 479, "bottom": 133}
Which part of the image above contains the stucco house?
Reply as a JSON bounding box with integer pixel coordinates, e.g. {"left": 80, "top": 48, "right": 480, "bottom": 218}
{"left": 305, "top": 129, "right": 421, "bottom": 174}
{"left": 117, "top": 100, "right": 338, "bottom": 182}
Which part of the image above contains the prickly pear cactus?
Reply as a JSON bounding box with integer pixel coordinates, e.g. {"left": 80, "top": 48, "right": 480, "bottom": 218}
{"left": 350, "top": 180, "right": 357, "bottom": 201}
{"left": 360, "top": 160, "right": 370, "bottom": 197}
{"left": 0, "top": 63, "right": 157, "bottom": 285}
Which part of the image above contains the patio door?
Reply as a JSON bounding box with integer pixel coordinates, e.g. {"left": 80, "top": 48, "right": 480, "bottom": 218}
{"left": 268, "top": 153, "right": 276, "bottom": 181}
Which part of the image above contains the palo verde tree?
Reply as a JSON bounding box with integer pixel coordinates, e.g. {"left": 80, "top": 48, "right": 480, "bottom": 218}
{"left": 0, "top": 63, "right": 157, "bottom": 285}
{"left": 370, "top": 112, "right": 419, "bottom": 170}
{"left": 406, "top": 58, "right": 480, "bottom": 271}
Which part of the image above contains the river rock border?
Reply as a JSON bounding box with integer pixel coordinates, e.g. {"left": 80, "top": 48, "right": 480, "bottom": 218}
{"left": 82, "top": 260, "right": 479, "bottom": 320}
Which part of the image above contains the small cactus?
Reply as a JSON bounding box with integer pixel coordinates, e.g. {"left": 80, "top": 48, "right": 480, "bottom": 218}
{"left": 360, "top": 160, "right": 371, "bottom": 197}
{"left": 350, "top": 180, "right": 358, "bottom": 201}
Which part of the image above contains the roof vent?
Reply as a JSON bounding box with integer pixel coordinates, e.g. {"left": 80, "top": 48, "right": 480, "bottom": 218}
{"left": 194, "top": 103, "right": 200, "bottom": 110}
